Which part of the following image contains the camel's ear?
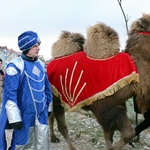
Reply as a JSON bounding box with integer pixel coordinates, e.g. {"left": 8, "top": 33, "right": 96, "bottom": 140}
{"left": 137, "top": 18, "right": 142, "bottom": 26}
{"left": 137, "top": 17, "right": 148, "bottom": 29}
{"left": 133, "top": 18, "right": 144, "bottom": 32}
{"left": 137, "top": 14, "right": 150, "bottom": 31}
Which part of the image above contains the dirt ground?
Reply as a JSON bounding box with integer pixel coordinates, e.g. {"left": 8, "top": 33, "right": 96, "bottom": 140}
{"left": 48, "top": 110, "right": 150, "bottom": 150}
{"left": 6, "top": 112, "right": 150, "bottom": 150}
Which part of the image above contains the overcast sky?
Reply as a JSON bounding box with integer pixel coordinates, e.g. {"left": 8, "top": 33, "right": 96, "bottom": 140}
{"left": 0, "top": 0, "right": 150, "bottom": 60}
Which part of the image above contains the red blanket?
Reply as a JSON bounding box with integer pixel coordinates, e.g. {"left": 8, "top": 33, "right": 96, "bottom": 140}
{"left": 47, "top": 52, "right": 139, "bottom": 111}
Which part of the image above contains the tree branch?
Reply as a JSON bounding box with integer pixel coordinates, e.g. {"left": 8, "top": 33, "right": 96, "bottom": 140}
{"left": 117, "top": 0, "right": 130, "bottom": 37}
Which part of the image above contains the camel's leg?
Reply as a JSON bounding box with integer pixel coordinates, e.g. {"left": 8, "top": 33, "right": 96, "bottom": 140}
{"left": 103, "top": 130, "right": 114, "bottom": 150}
{"left": 49, "top": 112, "right": 60, "bottom": 143}
{"left": 135, "top": 110, "right": 150, "bottom": 137}
{"left": 110, "top": 116, "right": 135, "bottom": 150}
{"left": 52, "top": 95, "right": 76, "bottom": 150}
{"left": 54, "top": 109, "right": 76, "bottom": 150}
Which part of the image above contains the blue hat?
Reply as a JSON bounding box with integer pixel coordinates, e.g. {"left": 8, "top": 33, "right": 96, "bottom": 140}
{"left": 18, "top": 31, "right": 41, "bottom": 51}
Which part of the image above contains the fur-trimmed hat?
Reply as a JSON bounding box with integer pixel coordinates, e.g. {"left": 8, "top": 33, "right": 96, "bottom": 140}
{"left": 18, "top": 31, "right": 41, "bottom": 51}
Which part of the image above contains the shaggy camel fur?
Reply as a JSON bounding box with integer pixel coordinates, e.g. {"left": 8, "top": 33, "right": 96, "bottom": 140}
{"left": 47, "top": 14, "right": 150, "bottom": 150}
{"left": 124, "top": 13, "right": 150, "bottom": 137}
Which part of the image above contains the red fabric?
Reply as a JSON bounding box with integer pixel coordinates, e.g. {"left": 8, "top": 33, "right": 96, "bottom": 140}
{"left": 47, "top": 52, "right": 138, "bottom": 111}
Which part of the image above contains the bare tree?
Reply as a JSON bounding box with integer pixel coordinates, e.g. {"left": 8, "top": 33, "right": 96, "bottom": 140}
{"left": 117, "top": 0, "right": 130, "bottom": 37}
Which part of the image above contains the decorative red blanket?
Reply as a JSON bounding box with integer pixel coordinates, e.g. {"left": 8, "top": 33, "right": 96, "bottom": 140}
{"left": 47, "top": 52, "right": 139, "bottom": 111}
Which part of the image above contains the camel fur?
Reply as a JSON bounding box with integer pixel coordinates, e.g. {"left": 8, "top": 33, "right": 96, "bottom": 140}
{"left": 51, "top": 30, "right": 85, "bottom": 58}
{"left": 84, "top": 22, "right": 120, "bottom": 59}
{"left": 124, "top": 13, "right": 150, "bottom": 137}
{"left": 47, "top": 14, "right": 150, "bottom": 150}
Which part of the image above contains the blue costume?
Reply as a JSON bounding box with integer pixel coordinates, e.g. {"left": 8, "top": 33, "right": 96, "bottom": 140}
{"left": 0, "top": 31, "right": 52, "bottom": 150}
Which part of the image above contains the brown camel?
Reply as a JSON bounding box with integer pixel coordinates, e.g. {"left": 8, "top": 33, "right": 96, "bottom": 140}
{"left": 47, "top": 14, "right": 150, "bottom": 150}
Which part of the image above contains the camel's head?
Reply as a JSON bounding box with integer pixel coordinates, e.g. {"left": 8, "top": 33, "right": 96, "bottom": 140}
{"left": 84, "top": 22, "right": 120, "bottom": 59}
{"left": 51, "top": 31, "right": 85, "bottom": 58}
{"left": 130, "top": 13, "right": 150, "bottom": 35}
{"left": 125, "top": 13, "right": 150, "bottom": 61}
